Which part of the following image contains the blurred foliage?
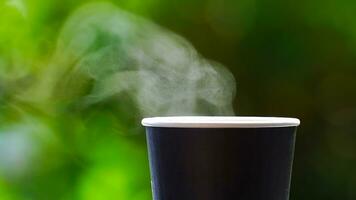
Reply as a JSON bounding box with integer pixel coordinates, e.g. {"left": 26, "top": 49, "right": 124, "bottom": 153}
{"left": 1, "top": 0, "right": 356, "bottom": 199}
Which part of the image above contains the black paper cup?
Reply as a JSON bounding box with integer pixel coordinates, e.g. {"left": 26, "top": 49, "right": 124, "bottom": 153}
{"left": 142, "top": 116, "right": 300, "bottom": 200}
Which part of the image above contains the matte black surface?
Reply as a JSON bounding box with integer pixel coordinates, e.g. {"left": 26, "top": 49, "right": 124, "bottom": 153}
{"left": 146, "top": 127, "right": 296, "bottom": 200}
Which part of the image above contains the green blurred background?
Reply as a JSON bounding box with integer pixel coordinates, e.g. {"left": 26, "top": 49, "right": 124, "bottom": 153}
{"left": 1, "top": 0, "right": 356, "bottom": 199}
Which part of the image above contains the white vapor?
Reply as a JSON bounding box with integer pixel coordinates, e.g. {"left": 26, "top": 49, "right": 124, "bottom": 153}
{"left": 47, "top": 2, "right": 236, "bottom": 116}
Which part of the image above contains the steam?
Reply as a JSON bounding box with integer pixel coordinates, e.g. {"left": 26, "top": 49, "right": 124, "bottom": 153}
{"left": 0, "top": 2, "right": 236, "bottom": 190}
{"left": 50, "top": 2, "right": 236, "bottom": 116}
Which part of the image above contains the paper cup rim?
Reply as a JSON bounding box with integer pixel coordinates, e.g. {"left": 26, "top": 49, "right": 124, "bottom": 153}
{"left": 142, "top": 116, "right": 300, "bottom": 128}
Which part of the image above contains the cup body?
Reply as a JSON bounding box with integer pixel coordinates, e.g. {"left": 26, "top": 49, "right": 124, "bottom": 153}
{"left": 143, "top": 117, "right": 299, "bottom": 200}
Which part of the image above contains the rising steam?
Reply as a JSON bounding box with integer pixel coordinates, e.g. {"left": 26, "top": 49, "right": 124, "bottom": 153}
{"left": 44, "top": 2, "right": 236, "bottom": 116}
{"left": 0, "top": 2, "right": 236, "bottom": 191}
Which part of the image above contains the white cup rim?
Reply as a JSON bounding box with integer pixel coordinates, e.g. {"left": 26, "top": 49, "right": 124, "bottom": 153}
{"left": 142, "top": 116, "right": 300, "bottom": 128}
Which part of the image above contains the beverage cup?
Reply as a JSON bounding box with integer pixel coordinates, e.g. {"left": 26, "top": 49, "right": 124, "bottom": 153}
{"left": 142, "top": 116, "right": 300, "bottom": 200}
